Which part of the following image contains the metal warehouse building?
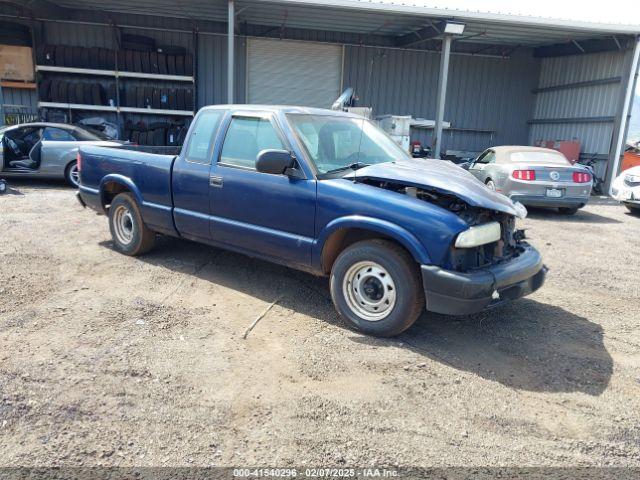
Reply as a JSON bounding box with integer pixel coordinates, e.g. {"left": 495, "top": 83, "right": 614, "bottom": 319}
{"left": 1, "top": 0, "right": 639, "bottom": 189}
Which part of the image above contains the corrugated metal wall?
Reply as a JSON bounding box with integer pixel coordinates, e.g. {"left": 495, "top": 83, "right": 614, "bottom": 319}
{"left": 529, "top": 50, "right": 631, "bottom": 159}
{"left": 343, "top": 46, "right": 539, "bottom": 153}
{"left": 198, "top": 34, "right": 246, "bottom": 106}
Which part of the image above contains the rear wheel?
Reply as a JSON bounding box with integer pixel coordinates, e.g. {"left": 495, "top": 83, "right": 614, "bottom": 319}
{"left": 64, "top": 160, "right": 79, "bottom": 187}
{"left": 485, "top": 179, "right": 496, "bottom": 191}
{"left": 330, "top": 239, "right": 424, "bottom": 337}
{"left": 108, "top": 193, "right": 155, "bottom": 256}
{"left": 558, "top": 207, "right": 579, "bottom": 215}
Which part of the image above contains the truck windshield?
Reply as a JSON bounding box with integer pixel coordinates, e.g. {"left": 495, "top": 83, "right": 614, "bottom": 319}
{"left": 287, "top": 114, "right": 410, "bottom": 176}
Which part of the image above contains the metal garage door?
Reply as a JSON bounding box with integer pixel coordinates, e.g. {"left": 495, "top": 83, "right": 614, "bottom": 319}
{"left": 247, "top": 38, "right": 342, "bottom": 108}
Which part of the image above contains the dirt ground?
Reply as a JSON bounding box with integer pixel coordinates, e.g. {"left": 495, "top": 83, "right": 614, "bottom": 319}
{"left": 1, "top": 179, "right": 639, "bottom": 468}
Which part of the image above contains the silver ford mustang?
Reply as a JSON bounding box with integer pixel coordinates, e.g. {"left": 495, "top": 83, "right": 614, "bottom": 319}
{"left": 465, "top": 146, "right": 593, "bottom": 214}
{"left": 0, "top": 122, "right": 122, "bottom": 187}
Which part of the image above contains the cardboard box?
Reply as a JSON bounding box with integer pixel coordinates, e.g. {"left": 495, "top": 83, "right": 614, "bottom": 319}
{"left": 0, "top": 45, "right": 34, "bottom": 81}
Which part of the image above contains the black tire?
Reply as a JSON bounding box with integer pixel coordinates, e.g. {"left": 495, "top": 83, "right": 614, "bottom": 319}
{"left": 157, "top": 52, "right": 168, "bottom": 75}
{"left": 152, "top": 88, "right": 161, "bottom": 109}
{"left": 124, "top": 49, "right": 134, "bottom": 72}
{"left": 71, "top": 46, "right": 82, "bottom": 67}
{"left": 64, "top": 46, "right": 74, "bottom": 68}
{"left": 149, "top": 52, "right": 159, "bottom": 74}
{"left": 54, "top": 45, "right": 65, "bottom": 66}
{"left": 132, "top": 50, "right": 143, "bottom": 72}
{"left": 185, "top": 88, "right": 194, "bottom": 111}
{"left": 57, "top": 80, "right": 69, "bottom": 103}
{"left": 176, "top": 88, "right": 186, "bottom": 111}
{"left": 141, "top": 51, "right": 151, "bottom": 73}
{"left": 158, "top": 45, "right": 186, "bottom": 56}
{"left": 184, "top": 53, "right": 193, "bottom": 75}
{"left": 175, "top": 55, "right": 185, "bottom": 76}
{"left": 166, "top": 55, "right": 176, "bottom": 75}
{"left": 108, "top": 193, "right": 155, "bottom": 256}
{"left": 39, "top": 78, "right": 52, "bottom": 102}
{"left": 64, "top": 160, "right": 79, "bottom": 188}
{"left": 88, "top": 47, "right": 101, "bottom": 69}
{"left": 625, "top": 203, "right": 640, "bottom": 214}
{"left": 67, "top": 81, "right": 78, "bottom": 104}
{"left": 80, "top": 47, "right": 90, "bottom": 68}
{"left": 330, "top": 239, "right": 424, "bottom": 337}
{"left": 91, "top": 83, "right": 104, "bottom": 105}
{"left": 144, "top": 87, "right": 153, "bottom": 108}
{"left": 558, "top": 207, "right": 579, "bottom": 215}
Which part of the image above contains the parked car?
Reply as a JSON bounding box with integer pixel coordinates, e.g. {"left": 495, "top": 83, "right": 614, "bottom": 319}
{"left": 611, "top": 165, "right": 640, "bottom": 213}
{"left": 77, "top": 105, "right": 546, "bottom": 337}
{"left": 465, "top": 146, "right": 593, "bottom": 214}
{"left": 0, "top": 122, "right": 122, "bottom": 187}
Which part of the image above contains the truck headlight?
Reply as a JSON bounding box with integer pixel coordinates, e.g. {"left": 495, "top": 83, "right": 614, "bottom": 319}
{"left": 455, "top": 222, "right": 501, "bottom": 248}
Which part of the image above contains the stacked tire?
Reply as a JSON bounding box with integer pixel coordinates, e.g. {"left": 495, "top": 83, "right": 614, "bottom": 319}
{"left": 37, "top": 44, "right": 116, "bottom": 70}
{"left": 124, "top": 120, "right": 191, "bottom": 147}
{"left": 39, "top": 79, "right": 116, "bottom": 106}
{"left": 122, "top": 86, "right": 194, "bottom": 111}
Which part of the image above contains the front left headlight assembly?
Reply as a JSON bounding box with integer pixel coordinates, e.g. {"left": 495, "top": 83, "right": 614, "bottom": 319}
{"left": 455, "top": 221, "right": 501, "bottom": 248}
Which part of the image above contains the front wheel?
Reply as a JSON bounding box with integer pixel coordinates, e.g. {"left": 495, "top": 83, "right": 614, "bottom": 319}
{"left": 330, "top": 240, "right": 424, "bottom": 337}
{"left": 625, "top": 203, "right": 640, "bottom": 214}
{"left": 485, "top": 179, "right": 496, "bottom": 191}
{"left": 108, "top": 193, "right": 156, "bottom": 256}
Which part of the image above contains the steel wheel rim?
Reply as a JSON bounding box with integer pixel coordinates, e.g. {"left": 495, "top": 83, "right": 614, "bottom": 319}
{"left": 343, "top": 261, "right": 396, "bottom": 321}
{"left": 113, "top": 205, "right": 135, "bottom": 245}
{"left": 486, "top": 180, "right": 496, "bottom": 191}
{"left": 69, "top": 164, "right": 80, "bottom": 187}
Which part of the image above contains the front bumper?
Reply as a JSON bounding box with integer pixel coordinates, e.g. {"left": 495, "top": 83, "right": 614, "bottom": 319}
{"left": 421, "top": 243, "right": 546, "bottom": 315}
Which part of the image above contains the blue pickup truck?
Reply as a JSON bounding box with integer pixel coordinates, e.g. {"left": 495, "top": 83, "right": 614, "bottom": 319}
{"left": 78, "top": 105, "right": 546, "bottom": 336}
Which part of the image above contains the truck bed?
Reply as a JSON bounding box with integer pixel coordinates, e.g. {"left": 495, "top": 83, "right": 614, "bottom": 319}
{"left": 78, "top": 145, "right": 178, "bottom": 235}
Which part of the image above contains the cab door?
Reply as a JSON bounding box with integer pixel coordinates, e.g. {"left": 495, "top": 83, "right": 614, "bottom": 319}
{"left": 172, "top": 109, "right": 227, "bottom": 242}
{"left": 208, "top": 112, "right": 316, "bottom": 268}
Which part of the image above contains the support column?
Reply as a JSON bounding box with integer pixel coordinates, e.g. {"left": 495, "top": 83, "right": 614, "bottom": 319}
{"left": 608, "top": 35, "right": 640, "bottom": 193}
{"left": 227, "top": 0, "right": 235, "bottom": 104}
{"left": 0, "top": 83, "right": 4, "bottom": 127}
{"left": 433, "top": 35, "right": 452, "bottom": 159}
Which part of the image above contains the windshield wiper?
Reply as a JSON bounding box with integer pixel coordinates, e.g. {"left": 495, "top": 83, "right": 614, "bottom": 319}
{"left": 324, "top": 163, "right": 370, "bottom": 175}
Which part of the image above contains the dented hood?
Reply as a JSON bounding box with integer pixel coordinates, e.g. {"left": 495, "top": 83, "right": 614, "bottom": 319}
{"left": 343, "top": 159, "right": 526, "bottom": 218}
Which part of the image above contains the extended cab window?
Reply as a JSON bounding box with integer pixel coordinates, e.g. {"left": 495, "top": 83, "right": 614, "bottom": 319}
{"left": 220, "top": 117, "right": 284, "bottom": 169}
{"left": 185, "top": 110, "right": 225, "bottom": 164}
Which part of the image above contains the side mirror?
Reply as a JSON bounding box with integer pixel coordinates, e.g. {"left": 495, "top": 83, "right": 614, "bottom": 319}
{"left": 256, "top": 149, "right": 296, "bottom": 175}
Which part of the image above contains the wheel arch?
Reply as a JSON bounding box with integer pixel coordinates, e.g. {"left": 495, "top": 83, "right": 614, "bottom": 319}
{"left": 99, "top": 174, "right": 143, "bottom": 210}
{"left": 315, "top": 216, "right": 431, "bottom": 274}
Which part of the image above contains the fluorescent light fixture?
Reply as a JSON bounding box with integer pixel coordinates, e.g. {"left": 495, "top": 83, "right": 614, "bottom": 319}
{"left": 455, "top": 222, "right": 501, "bottom": 248}
{"left": 444, "top": 22, "right": 465, "bottom": 35}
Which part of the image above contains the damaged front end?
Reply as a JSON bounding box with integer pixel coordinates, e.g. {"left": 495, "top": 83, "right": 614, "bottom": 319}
{"left": 345, "top": 160, "right": 546, "bottom": 316}
{"left": 358, "top": 177, "right": 528, "bottom": 273}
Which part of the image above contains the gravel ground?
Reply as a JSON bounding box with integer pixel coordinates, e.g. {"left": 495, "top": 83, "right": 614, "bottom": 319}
{"left": 0, "top": 180, "right": 639, "bottom": 468}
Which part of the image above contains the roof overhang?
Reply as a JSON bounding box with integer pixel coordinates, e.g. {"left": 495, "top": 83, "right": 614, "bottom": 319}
{"left": 20, "top": 0, "right": 640, "bottom": 54}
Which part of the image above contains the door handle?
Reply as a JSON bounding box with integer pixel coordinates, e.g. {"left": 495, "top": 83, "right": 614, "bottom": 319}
{"left": 209, "top": 175, "right": 223, "bottom": 188}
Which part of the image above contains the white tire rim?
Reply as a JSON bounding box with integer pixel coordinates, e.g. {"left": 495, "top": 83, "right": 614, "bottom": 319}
{"left": 113, "top": 204, "right": 135, "bottom": 245}
{"left": 69, "top": 163, "right": 80, "bottom": 187}
{"left": 486, "top": 180, "right": 496, "bottom": 191}
{"left": 342, "top": 261, "right": 396, "bottom": 321}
